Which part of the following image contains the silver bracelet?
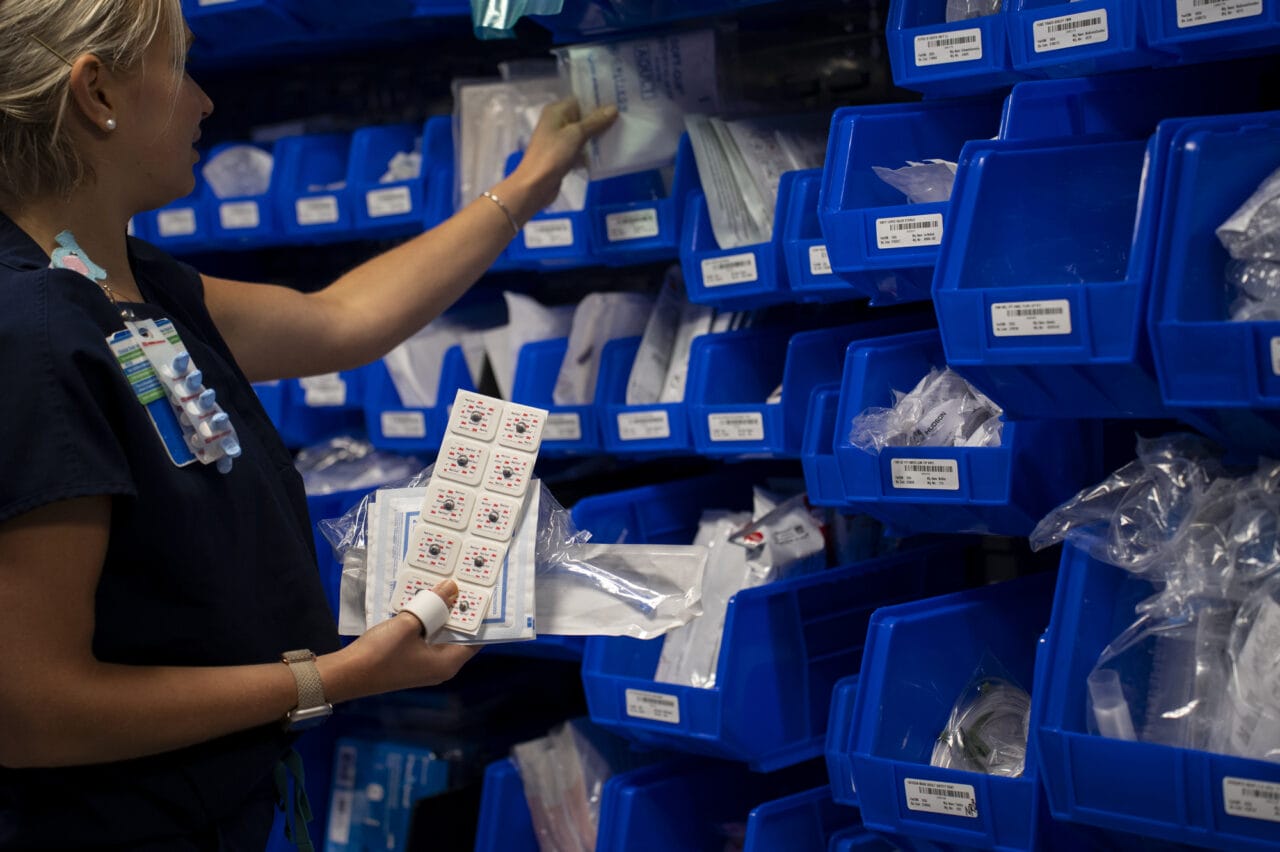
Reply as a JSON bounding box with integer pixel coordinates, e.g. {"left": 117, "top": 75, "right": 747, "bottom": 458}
{"left": 481, "top": 190, "right": 521, "bottom": 237}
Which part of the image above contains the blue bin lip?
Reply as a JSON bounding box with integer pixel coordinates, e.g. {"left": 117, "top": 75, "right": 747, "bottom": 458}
{"left": 885, "top": 2, "right": 1028, "bottom": 96}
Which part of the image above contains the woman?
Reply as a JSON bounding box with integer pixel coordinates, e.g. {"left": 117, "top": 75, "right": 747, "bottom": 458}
{"left": 0, "top": 0, "right": 616, "bottom": 848}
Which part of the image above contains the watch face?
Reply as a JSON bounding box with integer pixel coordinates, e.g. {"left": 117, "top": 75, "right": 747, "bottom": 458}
{"left": 286, "top": 704, "right": 333, "bottom": 732}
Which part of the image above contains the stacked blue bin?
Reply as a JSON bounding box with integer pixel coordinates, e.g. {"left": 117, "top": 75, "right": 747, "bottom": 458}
{"left": 1141, "top": 0, "right": 1280, "bottom": 60}
{"left": 597, "top": 336, "right": 698, "bottom": 456}
{"left": 589, "top": 135, "right": 698, "bottom": 268}
{"left": 1005, "top": 0, "right": 1165, "bottom": 77}
{"left": 348, "top": 118, "right": 444, "bottom": 241}
{"left": 886, "top": 0, "right": 1026, "bottom": 96}
{"left": 509, "top": 338, "right": 606, "bottom": 456}
{"left": 254, "top": 370, "right": 366, "bottom": 450}
{"left": 274, "top": 132, "right": 355, "bottom": 244}
{"left": 818, "top": 97, "right": 1005, "bottom": 305}
{"left": 785, "top": 170, "right": 866, "bottom": 304}
{"left": 205, "top": 141, "right": 281, "bottom": 248}
{"left": 362, "top": 345, "right": 476, "bottom": 454}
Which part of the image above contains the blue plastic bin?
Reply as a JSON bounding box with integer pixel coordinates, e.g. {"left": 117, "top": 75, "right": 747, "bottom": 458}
{"left": 582, "top": 542, "right": 969, "bottom": 772}
{"left": 569, "top": 472, "right": 755, "bottom": 546}
{"left": 509, "top": 337, "right": 604, "bottom": 457}
{"left": 347, "top": 122, "right": 432, "bottom": 240}
{"left": 1148, "top": 110, "right": 1280, "bottom": 413}
{"left": 933, "top": 133, "right": 1169, "bottom": 419}
{"left": 264, "top": 370, "right": 367, "bottom": 450}
{"left": 362, "top": 345, "right": 475, "bottom": 453}
{"left": 818, "top": 97, "right": 1005, "bottom": 305}
{"left": 680, "top": 171, "right": 805, "bottom": 310}
{"left": 785, "top": 170, "right": 869, "bottom": 304}
{"left": 687, "top": 317, "right": 930, "bottom": 458}
{"left": 204, "top": 141, "right": 282, "bottom": 249}
{"left": 743, "top": 786, "right": 863, "bottom": 852}
{"left": 474, "top": 757, "right": 539, "bottom": 852}
{"left": 1007, "top": 0, "right": 1165, "bottom": 77}
{"left": 801, "top": 384, "right": 847, "bottom": 508}
{"left": 1035, "top": 545, "right": 1280, "bottom": 850}
{"left": 589, "top": 136, "right": 698, "bottom": 267}
{"left": 839, "top": 573, "right": 1055, "bottom": 850}
{"left": 504, "top": 151, "right": 599, "bottom": 270}
{"left": 143, "top": 174, "right": 213, "bottom": 254}
{"left": 1141, "top": 0, "right": 1280, "bottom": 60}
{"left": 886, "top": 0, "right": 1026, "bottom": 97}
{"left": 598, "top": 337, "right": 696, "bottom": 457}
{"left": 274, "top": 133, "right": 354, "bottom": 243}
{"left": 833, "top": 329, "right": 1100, "bottom": 536}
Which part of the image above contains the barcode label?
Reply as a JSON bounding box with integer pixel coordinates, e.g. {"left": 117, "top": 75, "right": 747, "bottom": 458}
{"left": 617, "top": 410, "right": 671, "bottom": 441}
{"left": 543, "top": 412, "right": 583, "bottom": 442}
{"left": 991, "top": 300, "right": 1072, "bottom": 337}
{"left": 905, "top": 778, "right": 978, "bottom": 818}
{"left": 300, "top": 373, "right": 347, "bottom": 407}
{"left": 1223, "top": 778, "right": 1280, "bottom": 823}
{"left": 809, "top": 244, "right": 833, "bottom": 276}
{"left": 366, "top": 186, "right": 412, "bottom": 218}
{"left": 625, "top": 688, "right": 680, "bottom": 724}
{"left": 381, "top": 411, "right": 426, "bottom": 438}
{"left": 876, "top": 214, "right": 943, "bottom": 250}
{"left": 219, "top": 201, "right": 260, "bottom": 230}
{"left": 523, "top": 217, "right": 575, "bottom": 249}
{"left": 1178, "top": 0, "right": 1262, "bottom": 27}
{"left": 327, "top": 790, "right": 354, "bottom": 844}
{"left": 1034, "top": 9, "right": 1109, "bottom": 52}
{"left": 1271, "top": 337, "right": 1280, "bottom": 376}
{"left": 914, "top": 27, "right": 984, "bottom": 66}
{"left": 296, "top": 195, "right": 339, "bottom": 226}
{"left": 605, "top": 208, "right": 660, "bottom": 242}
{"left": 157, "top": 207, "right": 197, "bottom": 237}
{"left": 702, "top": 252, "right": 759, "bottom": 287}
{"left": 708, "top": 411, "right": 766, "bottom": 442}
{"left": 891, "top": 458, "right": 960, "bottom": 491}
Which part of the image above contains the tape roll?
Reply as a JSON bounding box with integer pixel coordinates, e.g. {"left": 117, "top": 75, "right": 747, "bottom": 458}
{"left": 400, "top": 589, "right": 451, "bottom": 640}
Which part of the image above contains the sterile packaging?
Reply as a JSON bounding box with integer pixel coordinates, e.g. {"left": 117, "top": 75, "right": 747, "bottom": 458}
{"left": 202, "top": 145, "right": 273, "bottom": 198}
{"left": 946, "top": 0, "right": 1002, "bottom": 22}
{"left": 849, "top": 366, "right": 1003, "bottom": 453}
{"left": 325, "top": 738, "right": 449, "bottom": 852}
{"left": 658, "top": 300, "right": 717, "bottom": 403}
{"left": 931, "top": 656, "right": 1031, "bottom": 778}
{"left": 553, "top": 291, "right": 654, "bottom": 406}
{"left": 558, "top": 30, "right": 724, "bottom": 181}
{"left": 872, "top": 159, "right": 958, "bottom": 205}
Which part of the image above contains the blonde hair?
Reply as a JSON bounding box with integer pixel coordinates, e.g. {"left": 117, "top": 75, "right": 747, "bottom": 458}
{"left": 0, "top": 0, "right": 187, "bottom": 203}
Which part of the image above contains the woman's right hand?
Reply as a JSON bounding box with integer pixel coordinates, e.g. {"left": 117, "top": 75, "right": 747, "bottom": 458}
{"left": 504, "top": 96, "right": 619, "bottom": 218}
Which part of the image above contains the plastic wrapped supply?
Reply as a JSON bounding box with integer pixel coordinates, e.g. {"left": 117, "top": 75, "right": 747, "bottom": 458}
{"left": 294, "top": 436, "right": 423, "bottom": 497}
{"left": 379, "top": 139, "right": 422, "bottom": 183}
{"left": 202, "top": 145, "right": 273, "bottom": 198}
{"left": 872, "top": 159, "right": 959, "bottom": 205}
{"left": 512, "top": 720, "right": 614, "bottom": 852}
{"left": 558, "top": 30, "right": 724, "bottom": 181}
{"left": 849, "top": 366, "right": 1003, "bottom": 454}
{"left": 932, "top": 659, "right": 1032, "bottom": 778}
{"left": 946, "top": 0, "right": 1002, "bottom": 22}
{"left": 552, "top": 291, "right": 654, "bottom": 406}
{"left": 470, "top": 0, "right": 564, "bottom": 39}
{"left": 1219, "top": 165, "right": 1280, "bottom": 321}
{"left": 1224, "top": 575, "right": 1280, "bottom": 761}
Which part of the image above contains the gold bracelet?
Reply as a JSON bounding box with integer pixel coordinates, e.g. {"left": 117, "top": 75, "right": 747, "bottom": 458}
{"left": 481, "top": 190, "right": 521, "bottom": 237}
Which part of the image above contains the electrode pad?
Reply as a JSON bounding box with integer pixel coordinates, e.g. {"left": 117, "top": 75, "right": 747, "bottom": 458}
{"left": 392, "top": 390, "right": 546, "bottom": 636}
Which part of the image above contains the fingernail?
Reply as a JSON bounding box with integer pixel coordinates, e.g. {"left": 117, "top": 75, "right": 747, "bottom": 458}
{"left": 436, "top": 579, "right": 458, "bottom": 597}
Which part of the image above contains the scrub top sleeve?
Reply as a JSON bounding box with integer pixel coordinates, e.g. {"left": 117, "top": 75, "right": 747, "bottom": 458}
{"left": 0, "top": 270, "right": 137, "bottom": 526}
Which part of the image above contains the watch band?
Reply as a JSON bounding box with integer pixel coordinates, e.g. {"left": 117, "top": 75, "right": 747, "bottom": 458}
{"left": 281, "top": 649, "right": 329, "bottom": 726}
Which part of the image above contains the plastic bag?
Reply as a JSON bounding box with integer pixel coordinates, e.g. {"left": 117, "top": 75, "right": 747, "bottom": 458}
{"left": 849, "top": 366, "right": 1003, "bottom": 453}
{"left": 512, "top": 720, "right": 612, "bottom": 852}
{"left": 1217, "top": 164, "right": 1280, "bottom": 262}
{"left": 946, "top": 0, "right": 1002, "bottom": 22}
{"left": 931, "top": 655, "right": 1031, "bottom": 778}
{"left": 1222, "top": 575, "right": 1280, "bottom": 761}
{"left": 470, "top": 0, "right": 564, "bottom": 39}
{"left": 872, "top": 159, "right": 958, "bottom": 205}
{"left": 295, "top": 436, "right": 422, "bottom": 497}
{"left": 201, "top": 145, "right": 273, "bottom": 198}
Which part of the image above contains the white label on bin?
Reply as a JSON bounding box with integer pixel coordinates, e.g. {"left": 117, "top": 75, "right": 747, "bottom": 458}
{"left": 219, "top": 201, "right": 259, "bottom": 230}
{"left": 606, "top": 208, "right": 660, "bottom": 242}
{"left": 1034, "top": 9, "right": 1110, "bottom": 52}
{"left": 366, "top": 186, "right": 412, "bottom": 218}
{"left": 1223, "top": 778, "right": 1280, "bottom": 823}
{"left": 296, "top": 195, "right": 339, "bottom": 226}
{"left": 875, "top": 214, "right": 943, "bottom": 250}
{"left": 1178, "top": 0, "right": 1263, "bottom": 27}
{"left": 300, "top": 373, "right": 347, "bottom": 407}
{"left": 617, "top": 410, "right": 671, "bottom": 441}
{"left": 914, "top": 27, "right": 984, "bottom": 66}
{"left": 708, "top": 412, "right": 766, "bottom": 442}
{"left": 809, "top": 244, "right": 833, "bottom": 276}
{"left": 327, "top": 790, "right": 353, "bottom": 844}
{"left": 905, "top": 779, "right": 978, "bottom": 818}
{"left": 523, "top": 218, "right": 575, "bottom": 248}
{"left": 157, "top": 208, "right": 197, "bottom": 237}
{"left": 701, "top": 252, "right": 759, "bottom": 287}
{"left": 891, "top": 458, "right": 960, "bottom": 491}
{"left": 543, "top": 412, "right": 583, "bottom": 441}
{"left": 1272, "top": 337, "right": 1280, "bottom": 375}
{"left": 991, "top": 300, "right": 1072, "bottom": 337}
{"left": 381, "top": 411, "right": 426, "bottom": 438}
{"left": 625, "top": 688, "right": 680, "bottom": 724}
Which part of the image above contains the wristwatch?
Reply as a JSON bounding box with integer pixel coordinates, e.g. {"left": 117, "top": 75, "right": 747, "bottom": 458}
{"left": 281, "top": 649, "right": 332, "bottom": 731}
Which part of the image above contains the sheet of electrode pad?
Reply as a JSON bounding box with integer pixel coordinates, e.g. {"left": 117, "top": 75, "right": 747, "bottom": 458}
{"left": 368, "top": 390, "right": 545, "bottom": 644}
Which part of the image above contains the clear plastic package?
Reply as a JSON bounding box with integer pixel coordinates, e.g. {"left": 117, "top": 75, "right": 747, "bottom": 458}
{"left": 295, "top": 436, "right": 423, "bottom": 497}
{"left": 849, "top": 366, "right": 1003, "bottom": 453}
{"left": 931, "top": 657, "right": 1031, "bottom": 778}
{"left": 872, "top": 159, "right": 958, "bottom": 205}
{"left": 512, "top": 720, "right": 612, "bottom": 852}
{"left": 946, "top": 0, "right": 1002, "bottom": 22}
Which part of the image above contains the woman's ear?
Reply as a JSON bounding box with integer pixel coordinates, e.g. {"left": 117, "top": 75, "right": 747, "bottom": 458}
{"left": 67, "top": 54, "right": 119, "bottom": 135}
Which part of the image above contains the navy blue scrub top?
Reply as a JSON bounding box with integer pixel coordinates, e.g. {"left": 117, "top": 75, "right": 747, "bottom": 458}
{"left": 0, "top": 212, "right": 340, "bottom": 849}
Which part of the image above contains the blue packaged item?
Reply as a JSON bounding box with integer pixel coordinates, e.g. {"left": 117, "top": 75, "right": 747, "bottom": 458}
{"left": 743, "top": 786, "right": 863, "bottom": 852}
{"left": 323, "top": 737, "right": 450, "bottom": 852}
{"left": 680, "top": 171, "right": 806, "bottom": 311}
{"left": 363, "top": 345, "right": 476, "bottom": 453}
{"left": 1148, "top": 110, "right": 1280, "bottom": 417}
{"left": 582, "top": 543, "right": 969, "bottom": 772}
{"left": 1006, "top": 0, "right": 1165, "bottom": 77}
{"left": 509, "top": 337, "right": 604, "bottom": 457}
{"left": 347, "top": 121, "right": 433, "bottom": 240}
{"left": 818, "top": 97, "right": 1005, "bottom": 305}
{"left": 886, "top": 0, "right": 1027, "bottom": 97}
{"left": 598, "top": 336, "right": 696, "bottom": 456}
{"left": 474, "top": 758, "right": 539, "bottom": 852}
{"left": 833, "top": 329, "right": 1100, "bottom": 536}
{"left": 837, "top": 573, "right": 1057, "bottom": 850}
{"left": 589, "top": 136, "right": 699, "bottom": 267}
{"left": 785, "top": 170, "right": 867, "bottom": 304}
{"left": 1035, "top": 546, "right": 1280, "bottom": 850}
{"left": 275, "top": 133, "right": 355, "bottom": 244}
{"left": 204, "top": 141, "right": 281, "bottom": 249}
{"left": 1141, "top": 0, "right": 1280, "bottom": 60}
{"left": 142, "top": 175, "right": 212, "bottom": 255}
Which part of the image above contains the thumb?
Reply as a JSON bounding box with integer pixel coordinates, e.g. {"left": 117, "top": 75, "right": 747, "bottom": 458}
{"left": 576, "top": 104, "right": 619, "bottom": 139}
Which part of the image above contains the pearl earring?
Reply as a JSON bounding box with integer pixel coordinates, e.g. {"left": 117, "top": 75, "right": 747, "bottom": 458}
{"left": 105, "top": 118, "right": 117, "bottom": 131}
